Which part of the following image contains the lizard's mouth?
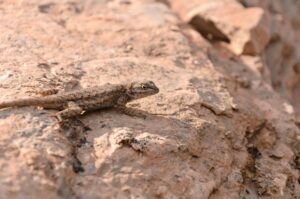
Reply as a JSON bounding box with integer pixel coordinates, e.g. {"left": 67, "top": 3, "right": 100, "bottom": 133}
{"left": 134, "top": 87, "right": 159, "bottom": 98}
{"left": 127, "top": 80, "right": 159, "bottom": 100}
{"left": 146, "top": 81, "right": 159, "bottom": 94}
{"left": 148, "top": 86, "right": 159, "bottom": 94}
{"left": 129, "top": 88, "right": 159, "bottom": 100}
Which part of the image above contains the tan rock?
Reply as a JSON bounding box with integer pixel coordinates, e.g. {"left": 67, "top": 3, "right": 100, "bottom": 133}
{"left": 171, "top": 0, "right": 270, "bottom": 55}
{"left": 0, "top": 0, "right": 299, "bottom": 199}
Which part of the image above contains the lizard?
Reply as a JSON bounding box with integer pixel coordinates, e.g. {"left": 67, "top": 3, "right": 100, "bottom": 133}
{"left": 0, "top": 80, "right": 159, "bottom": 121}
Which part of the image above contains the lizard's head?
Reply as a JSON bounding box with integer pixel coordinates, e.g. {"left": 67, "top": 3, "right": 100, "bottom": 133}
{"left": 126, "top": 80, "right": 159, "bottom": 100}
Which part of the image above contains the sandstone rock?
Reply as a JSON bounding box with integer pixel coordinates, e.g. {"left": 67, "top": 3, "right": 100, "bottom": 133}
{"left": 170, "top": 0, "right": 270, "bottom": 55}
{"left": 0, "top": 0, "right": 299, "bottom": 199}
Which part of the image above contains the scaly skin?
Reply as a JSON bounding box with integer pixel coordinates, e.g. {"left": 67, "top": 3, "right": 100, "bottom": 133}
{"left": 0, "top": 81, "right": 159, "bottom": 120}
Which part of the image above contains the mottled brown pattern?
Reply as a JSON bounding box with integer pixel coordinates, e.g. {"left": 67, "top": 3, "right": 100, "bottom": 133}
{"left": 0, "top": 81, "right": 159, "bottom": 119}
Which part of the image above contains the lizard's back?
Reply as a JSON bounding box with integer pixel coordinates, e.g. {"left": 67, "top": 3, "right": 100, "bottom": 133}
{"left": 0, "top": 84, "right": 126, "bottom": 110}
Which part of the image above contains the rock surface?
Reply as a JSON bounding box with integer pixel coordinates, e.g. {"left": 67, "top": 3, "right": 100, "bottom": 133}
{"left": 0, "top": 0, "right": 299, "bottom": 199}
{"left": 170, "top": 0, "right": 270, "bottom": 55}
{"left": 242, "top": 0, "right": 300, "bottom": 124}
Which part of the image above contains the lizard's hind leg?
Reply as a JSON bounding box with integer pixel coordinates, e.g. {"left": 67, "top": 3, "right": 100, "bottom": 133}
{"left": 56, "top": 101, "right": 85, "bottom": 121}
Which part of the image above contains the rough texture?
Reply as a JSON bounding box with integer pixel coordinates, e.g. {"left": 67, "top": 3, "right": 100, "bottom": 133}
{"left": 0, "top": 81, "right": 159, "bottom": 120}
{"left": 170, "top": 0, "right": 270, "bottom": 55}
{"left": 240, "top": 0, "right": 300, "bottom": 124}
{"left": 0, "top": 0, "right": 299, "bottom": 199}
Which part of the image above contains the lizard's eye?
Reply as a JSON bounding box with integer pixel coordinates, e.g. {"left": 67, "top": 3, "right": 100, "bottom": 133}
{"left": 141, "top": 84, "right": 146, "bottom": 89}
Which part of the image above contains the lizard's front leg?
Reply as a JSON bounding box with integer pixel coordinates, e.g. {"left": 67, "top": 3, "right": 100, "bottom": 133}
{"left": 116, "top": 96, "right": 147, "bottom": 119}
{"left": 116, "top": 106, "right": 147, "bottom": 119}
{"left": 56, "top": 101, "right": 85, "bottom": 121}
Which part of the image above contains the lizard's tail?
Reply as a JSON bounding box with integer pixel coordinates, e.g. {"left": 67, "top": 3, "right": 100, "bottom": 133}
{"left": 0, "top": 98, "right": 43, "bottom": 109}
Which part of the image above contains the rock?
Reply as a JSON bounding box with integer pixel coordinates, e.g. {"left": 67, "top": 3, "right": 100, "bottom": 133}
{"left": 171, "top": 0, "right": 270, "bottom": 55}
{"left": 0, "top": 0, "right": 299, "bottom": 198}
